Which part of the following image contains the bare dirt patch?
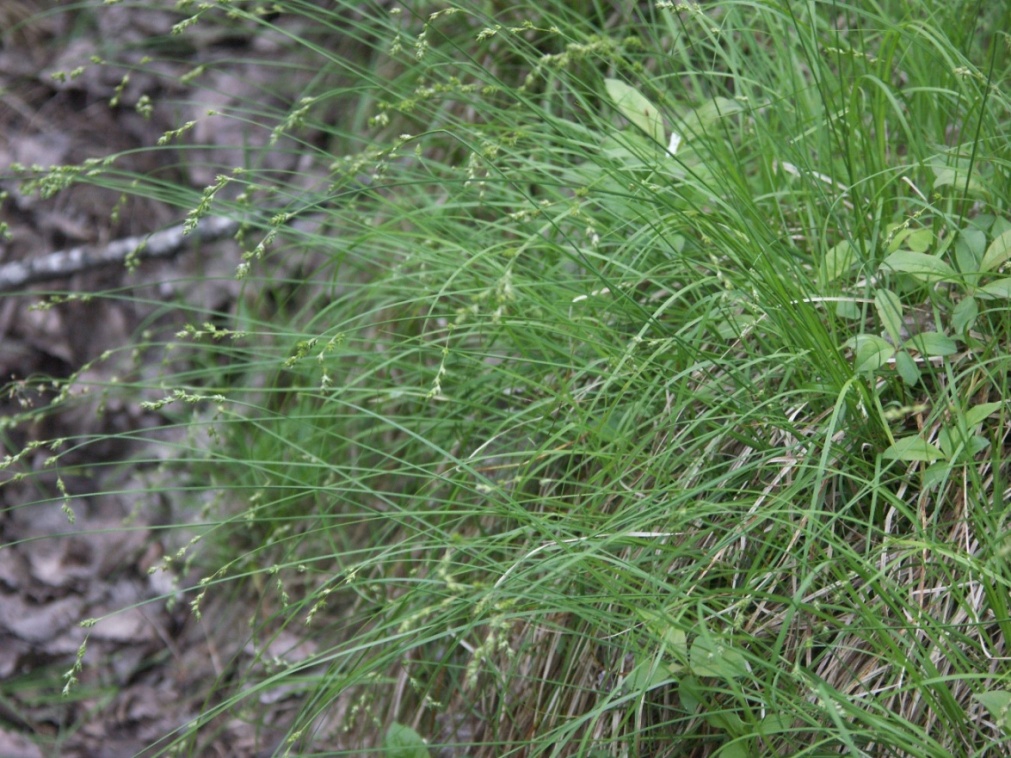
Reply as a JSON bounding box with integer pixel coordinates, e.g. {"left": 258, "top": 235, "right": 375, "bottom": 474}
{"left": 1, "top": 5, "right": 336, "bottom": 755}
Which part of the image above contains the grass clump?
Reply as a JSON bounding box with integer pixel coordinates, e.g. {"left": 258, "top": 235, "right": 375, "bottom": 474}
{"left": 3, "top": 0, "right": 1011, "bottom": 755}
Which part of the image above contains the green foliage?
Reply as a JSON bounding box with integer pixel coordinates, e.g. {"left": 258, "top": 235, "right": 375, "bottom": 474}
{"left": 384, "top": 723, "right": 431, "bottom": 758}
{"left": 4, "top": 0, "right": 1011, "bottom": 756}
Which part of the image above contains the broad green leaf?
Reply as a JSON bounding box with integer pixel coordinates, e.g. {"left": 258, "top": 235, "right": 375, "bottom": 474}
{"left": 965, "top": 402, "right": 1003, "bottom": 428}
{"left": 626, "top": 661, "right": 678, "bottom": 691}
{"left": 843, "top": 334, "right": 894, "bottom": 373}
{"left": 637, "top": 609, "right": 689, "bottom": 661}
{"left": 951, "top": 296, "right": 977, "bottom": 334}
{"left": 932, "top": 168, "right": 989, "bottom": 198}
{"left": 959, "top": 228, "right": 987, "bottom": 259}
{"left": 882, "top": 436, "right": 944, "bottom": 462}
{"left": 939, "top": 426, "right": 989, "bottom": 459}
{"left": 971, "top": 435, "right": 995, "bottom": 455}
{"left": 969, "top": 214, "right": 998, "bottom": 233}
{"left": 705, "top": 710, "right": 746, "bottom": 735}
{"left": 676, "top": 97, "right": 744, "bottom": 140}
{"left": 922, "top": 461, "right": 951, "bottom": 489}
{"left": 888, "top": 226, "right": 933, "bottom": 253}
{"left": 981, "top": 229, "right": 1011, "bottom": 272}
{"left": 757, "top": 713, "right": 793, "bottom": 737}
{"left": 547, "top": 116, "right": 606, "bottom": 143}
{"left": 384, "top": 723, "right": 431, "bottom": 758}
{"left": 895, "top": 350, "right": 920, "bottom": 386}
{"left": 679, "top": 675, "right": 704, "bottom": 713}
{"left": 906, "top": 228, "right": 933, "bottom": 252}
{"left": 874, "top": 288, "right": 904, "bottom": 345}
{"left": 993, "top": 216, "right": 1011, "bottom": 238}
{"left": 821, "top": 240, "right": 858, "bottom": 284}
{"left": 834, "top": 299, "right": 860, "bottom": 319}
{"left": 880, "top": 251, "right": 955, "bottom": 283}
{"left": 715, "top": 313, "right": 759, "bottom": 340}
{"left": 903, "top": 332, "right": 958, "bottom": 357}
{"left": 715, "top": 742, "right": 752, "bottom": 758}
{"left": 974, "top": 690, "right": 1011, "bottom": 713}
{"left": 955, "top": 249, "right": 981, "bottom": 287}
{"left": 690, "top": 634, "right": 750, "bottom": 680}
{"left": 937, "top": 426, "right": 966, "bottom": 459}
{"left": 974, "top": 691, "right": 1011, "bottom": 733}
{"left": 885, "top": 226, "right": 912, "bottom": 254}
{"left": 599, "top": 133, "right": 662, "bottom": 167}
{"left": 689, "top": 97, "right": 743, "bottom": 128}
{"left": 978, "top": 278, "right": 1011, "bottom": 299}
{"left": 604, "top": 78, "right": 665, "bottom": 145}
{"left": 937, "top": 427, "right": 955, "bottom": 459}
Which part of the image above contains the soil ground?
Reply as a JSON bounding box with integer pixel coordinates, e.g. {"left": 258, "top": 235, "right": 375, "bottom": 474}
{"left": 1, "top": 5, "right": 328, "bottom": 755}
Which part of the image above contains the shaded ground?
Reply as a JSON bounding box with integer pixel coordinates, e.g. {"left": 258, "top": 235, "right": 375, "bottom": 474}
{"left": 0, "top": 5, "right": 332, "bottom": 755}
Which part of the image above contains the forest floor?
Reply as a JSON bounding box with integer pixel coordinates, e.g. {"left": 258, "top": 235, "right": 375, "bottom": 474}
{"left": 0, "top": 6, "right": 319, "bottom": 756}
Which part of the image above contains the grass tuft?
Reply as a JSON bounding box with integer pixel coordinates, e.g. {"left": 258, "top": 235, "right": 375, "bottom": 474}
{"left": 3, "top": 0, "right": 1011, "bottom": 755}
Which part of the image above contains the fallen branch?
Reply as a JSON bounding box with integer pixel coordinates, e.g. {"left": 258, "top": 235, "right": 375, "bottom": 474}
{"left": 0, "top": 215, "right": 239, "bottom": 294}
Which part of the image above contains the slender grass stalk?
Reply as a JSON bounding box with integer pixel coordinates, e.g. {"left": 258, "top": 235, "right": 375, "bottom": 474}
{"left": 3, "top": 0, "right": 1011, "bottom": 755}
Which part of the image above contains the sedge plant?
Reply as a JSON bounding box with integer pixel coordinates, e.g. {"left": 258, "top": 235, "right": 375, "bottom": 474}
{"left": 3, "top": 0, "right": 1011, "bottom": 756}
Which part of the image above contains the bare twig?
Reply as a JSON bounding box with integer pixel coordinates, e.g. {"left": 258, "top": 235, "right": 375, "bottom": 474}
{"left": 0, "top": 216, "right": 239, "bottom": 294}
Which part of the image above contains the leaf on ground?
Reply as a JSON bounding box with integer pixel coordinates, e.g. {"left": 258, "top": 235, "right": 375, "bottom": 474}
{"left": 958, "top": 228, "right": 987, "bottom": 260}
{"left": 938, "top": 426, "right": 989, "bottom": 459}
{"left": 757, "top": 713, "right": 793, "bottom": 737}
